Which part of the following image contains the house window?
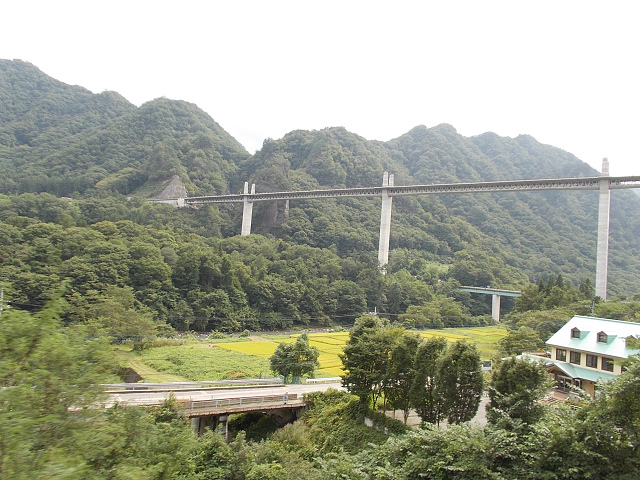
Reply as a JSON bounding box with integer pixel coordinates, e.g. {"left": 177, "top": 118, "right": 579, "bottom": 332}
{"left": 570, "top": 351, "right": 581, "bottom": 365}
{"left": 597, "top": 331, "right": 608, "bottom": 343}
{"left": 556, "top": 349, "right": 567, "bottom": 361}
{"left": 601, "top": 357, "right": 614, "bottom": 372}
{"left": 571, "top": 328, "right": 581, "bottom": 339}
{"left": 586, "top": 354, "right": 598, "bottom": 368}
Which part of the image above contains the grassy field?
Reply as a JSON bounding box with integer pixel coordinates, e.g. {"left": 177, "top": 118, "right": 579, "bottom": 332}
{"left": 124, "top": 326, "right": 507, "bottom": 382}
{"left": 128, "top": 341, "right": 272, "bottom": 381}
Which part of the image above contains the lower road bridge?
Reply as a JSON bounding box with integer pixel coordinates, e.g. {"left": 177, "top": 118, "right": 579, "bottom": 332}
{"left": 183, "top": 394, "right": 305, "bottom": 436}
{"left": 104, "top": 380, "right": 342, "bottom": 437}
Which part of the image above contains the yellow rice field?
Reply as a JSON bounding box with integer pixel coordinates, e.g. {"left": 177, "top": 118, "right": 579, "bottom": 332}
{"left": 216, "top": 326, "right": 507, "bottom": 378}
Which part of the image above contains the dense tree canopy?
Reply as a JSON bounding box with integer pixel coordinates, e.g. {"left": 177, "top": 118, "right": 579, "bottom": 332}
{"left": 340, "top": 318, "right": 484, "bottom": 425}
{"left": 437, "top": 340, "right": 484, "bottom": 424}
{"left": 410, "top": 336, "right": 448, "bottom": 425}
{"left": 3, "top": 59, "right": 640, "bottom": 300}
{"left": 340, "top": 315, "right": 392, "bottom": 407}
{"left": 487, "top": 356, "right": 550, "bottom": 427}
{"left": 3, "top": 301, "right": 640, "bottom": 478}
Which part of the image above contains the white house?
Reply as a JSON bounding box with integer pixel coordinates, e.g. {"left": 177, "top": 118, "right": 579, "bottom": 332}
{"left": 541, "top": 315, "right": 640, "bottom": 397}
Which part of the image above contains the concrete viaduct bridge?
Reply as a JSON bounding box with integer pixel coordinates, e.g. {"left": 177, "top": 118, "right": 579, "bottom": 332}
{"left": 154, "top": 159, "right": 640, "bottom": 301}
{"left": 104, "top": 380, "right": 341, "bottom": 437}
{"left": 459, "top": 286, "right": 522, "bottom": 322}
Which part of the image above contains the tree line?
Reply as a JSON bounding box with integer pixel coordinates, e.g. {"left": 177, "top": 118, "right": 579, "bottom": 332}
{"left": 340, "top": 315, "right": 484, "bottom": 425}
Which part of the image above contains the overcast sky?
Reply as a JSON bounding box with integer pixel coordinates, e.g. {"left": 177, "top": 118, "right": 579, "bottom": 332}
{"left": 2, "top": 1, "right": 639, "bottom": 177}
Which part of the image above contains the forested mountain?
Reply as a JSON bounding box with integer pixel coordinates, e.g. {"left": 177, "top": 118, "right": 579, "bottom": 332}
{"left": 239, "top": 125, "right": 640, "bottom": 295}
{"left": 0, "top": 59, "right": 249, "bottom": 197}
{"left": 387, "top": 125, "right": 640, "bottom": 293}
{"left": 1, "top": 58, "right": 640, "bottom": 328}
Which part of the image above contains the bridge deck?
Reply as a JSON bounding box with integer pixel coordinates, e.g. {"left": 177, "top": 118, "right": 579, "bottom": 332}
{"left": 103, "top": 382, "right": 347, "bottom": 417}
{"left": 459, "top": 286, "right": 522, "bottom": 297}
{"left": 181, "top": 394, "right": 303, "bottom": 417}
{"left": 179, "top": 175, "right": 640, "bottom": 204}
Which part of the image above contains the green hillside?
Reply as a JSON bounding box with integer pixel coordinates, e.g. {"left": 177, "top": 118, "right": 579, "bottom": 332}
{"left": 4, "top": 59, "right": 640, "bottom": 480}
{"left": 237, "top": 125, "right": 640, "bottom": 295}
{"left": 1, "top": 58, "right": 640, "bottom": 305}
{"left": 0, "top": 59, "right": 249, "bottom": 197}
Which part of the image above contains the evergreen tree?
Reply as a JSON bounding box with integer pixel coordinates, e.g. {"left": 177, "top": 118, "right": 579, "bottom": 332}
{"left": 578, "top": 278, "right": 595, "bottom": 300}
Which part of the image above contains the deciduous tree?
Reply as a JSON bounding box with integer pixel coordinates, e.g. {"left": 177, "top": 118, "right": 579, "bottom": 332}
{"left": 384, "top": 330, "right": 422, "bottom": 423}
{"left": 410, "top": 336, "right": 448, "bottom": 425}
{"left": 487, "top": 356, "right": 550, "bottom": 427}
{"left": 438, "top": 340, "right": 484, "bottom": 424}
{"left": 340, "top": 315, "right": 392, "bottom": 406}
{"left": 497, "top": 326, "right": 544, "bottom": 356}
{"left": 270, "top": 334, "right": 319, "bottom": 382}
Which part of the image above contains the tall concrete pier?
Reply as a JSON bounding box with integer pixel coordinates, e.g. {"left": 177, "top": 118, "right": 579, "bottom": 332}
{"left": 241, "top": 182, "right": 255, "bottom": 236}
{"left": 378, "top": 172, "right": 394, "bottom": 270}
{"left": 595, "top": 158, "right": 611, "bottom": 300}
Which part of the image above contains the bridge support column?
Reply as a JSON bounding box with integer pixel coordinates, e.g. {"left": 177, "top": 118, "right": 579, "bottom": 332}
{"left": 241, "top": 182, "right": 255, "bottom": 236}
{"left": 491, "top": 294, "right": 501, "bottom": 322}
{"left": 595, "top": 158, "right": 610, "bottom": 300}
{"left": 191, "top": 415, "right": 217, "bottom": 435}
{"left": 378, "top": 172, "right": 394, "bottom": 272}
{"left": 217, "top": 414, "right": 230, "bottom": 441}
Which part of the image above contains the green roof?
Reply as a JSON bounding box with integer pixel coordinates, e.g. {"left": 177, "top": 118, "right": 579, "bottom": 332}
{"left": 519, "top": 354, "right": 619, "bottom": 383}
{"left": 548, "top": 362, "right": 618, "bottom": 383}
{"left": 546, "top": 316, "right": 640, "bottom": 358}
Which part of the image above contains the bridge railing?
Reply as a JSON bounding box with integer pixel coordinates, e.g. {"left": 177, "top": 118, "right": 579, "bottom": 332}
{"left": 103, "top": 378, "right": 283, "bottom": 392}
{"left": 180, "top": 175, "right": 640, "bottom": 206}
{"left": 182, "top": 394, "right": 299, "bottom": 413}
{"left": 305, "top": 377, "right": 341, "bottom": 384}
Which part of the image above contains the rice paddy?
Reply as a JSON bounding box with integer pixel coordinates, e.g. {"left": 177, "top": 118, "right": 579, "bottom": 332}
{"left": 129, "top": 326, "right": 507, "bottom": 381}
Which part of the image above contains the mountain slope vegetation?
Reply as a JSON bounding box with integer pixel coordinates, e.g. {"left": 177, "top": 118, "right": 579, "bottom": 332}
{"left": 0, "top": 59, "right": 249, "bottom": 197}
{"left": 238, "top": 124, "right": 640, "bottom": 295}
{"left": 3, "top": 59, "right": 640, "bottom": 480}
{"left": 1, "top": 58, "right": 640, "bottom": 311}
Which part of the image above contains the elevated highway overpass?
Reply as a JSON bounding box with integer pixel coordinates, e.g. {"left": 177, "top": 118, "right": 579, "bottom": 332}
{"left": 150, "top": 159, "right": 640, "bottom": 300}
